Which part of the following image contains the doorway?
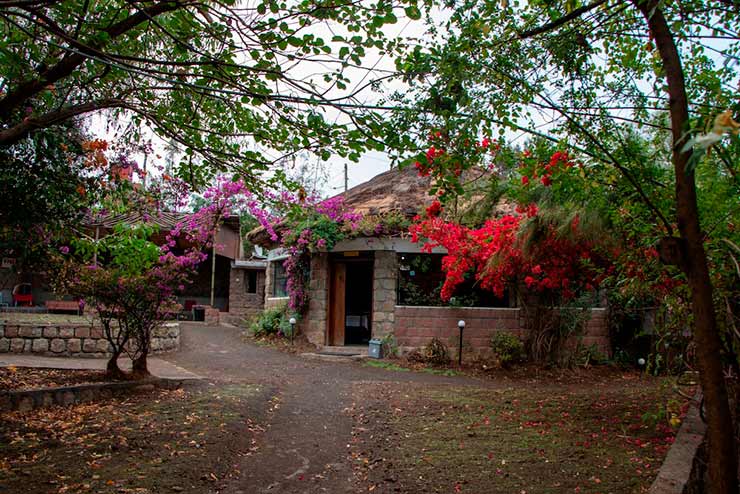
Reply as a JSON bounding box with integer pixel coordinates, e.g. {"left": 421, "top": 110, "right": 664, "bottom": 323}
{"left": 328, "top": 253, "right": 374, "bottom": 346}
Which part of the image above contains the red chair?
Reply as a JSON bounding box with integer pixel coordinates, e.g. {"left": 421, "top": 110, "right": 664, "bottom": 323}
{"left": 12, "top": 283, "right": 33, "bottom": 306}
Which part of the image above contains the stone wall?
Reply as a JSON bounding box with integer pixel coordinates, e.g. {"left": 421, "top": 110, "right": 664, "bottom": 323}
{"left": 225, "top": 268, "right": 266, "bottom": 326}
{"left": 0, "top": 321, "right": 180, "bottom": 358}
{"left": 302, "top": 253, "right": 329, "bottom": 346}
{"left": 394, "top": 306, "right": 609, "bottom": 358}
{"left": 371, "top": 251, "right": 397, "bottom": 339}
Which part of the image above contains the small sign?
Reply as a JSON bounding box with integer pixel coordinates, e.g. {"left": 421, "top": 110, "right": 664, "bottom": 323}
{"left": 343, "top": 251, "right": 360, "bottom": 257}
{"left": 1, "top": 258, "right": 16, "bottom": 269}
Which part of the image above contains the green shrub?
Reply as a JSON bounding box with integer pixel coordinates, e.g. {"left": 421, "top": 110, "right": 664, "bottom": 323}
{"left": 250, "top": 307, "right": 296, "bottom": 338}
{"left": 490, "top": 332, "right": 525, "bottom": 367}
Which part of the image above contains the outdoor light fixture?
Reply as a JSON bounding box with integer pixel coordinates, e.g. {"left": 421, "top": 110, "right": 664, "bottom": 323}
{"left": 289, "top": 317, "right": 297, "bottom": 345}
{"left": 457, "top": 320, "right": 466, "bottom": 367}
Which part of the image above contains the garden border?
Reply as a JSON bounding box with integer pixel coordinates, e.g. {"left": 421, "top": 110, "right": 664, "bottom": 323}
{"left": 0, "top": 377, "right": 190, "bottom": 412}
{"left": 649, "top": 392, "right": 706, "bottom": 494}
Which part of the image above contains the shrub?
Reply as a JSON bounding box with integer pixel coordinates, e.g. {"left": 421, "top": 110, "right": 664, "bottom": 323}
{"left": 490, "top": 332, "right": 525, "bottom": 367}
{"left": 424, "top": 337, "right": 451, "bottom": 365}
{"left": 380, "top": 332, "right": 399, "bottom": 358}
{"left": 251, "top": 307, "right": 294, "bottom": 338}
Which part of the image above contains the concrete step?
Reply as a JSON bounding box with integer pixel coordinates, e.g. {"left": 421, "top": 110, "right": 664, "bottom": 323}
{"left": 299, "top": 352, "right": 368, "bottom": 362}
{"left": 318, "top": 345, "right": 368, "bottom": 356}
{"left": 299, "top": 345, "right": 369, "bottom": 362}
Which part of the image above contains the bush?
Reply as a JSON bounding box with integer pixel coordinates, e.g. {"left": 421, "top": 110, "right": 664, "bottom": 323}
{"left": 380, "top": 332, "right": 399, "bottom": 358}
{"left": 251, "top": 307, "right": 294, "bottom": 338}
{"left": 490, "top": 332, "right": 525, "bottom": 367}
{"left": 423, "top": 337, "right": 451, "bottom": 365}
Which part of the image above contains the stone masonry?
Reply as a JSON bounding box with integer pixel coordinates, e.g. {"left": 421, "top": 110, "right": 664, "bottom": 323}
{"left": 302, "top": 253, "right": 329, "bottom": 346}
{"left": 371, "top": 251, "right": 397, "bottom": 339}
{"left": 224, "top": 268, "right": 265, "bottom": 326}
{"left": 0, "top": 321, "right": 180, "bottom": 358}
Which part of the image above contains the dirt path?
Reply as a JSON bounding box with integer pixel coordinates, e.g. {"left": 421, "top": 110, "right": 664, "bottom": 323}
{"left": 163, "top": 324, "right": 490, "bottom": 493}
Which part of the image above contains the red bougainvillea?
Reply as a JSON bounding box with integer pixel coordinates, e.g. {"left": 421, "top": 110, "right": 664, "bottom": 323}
{"left": 410, "top": 202, "right": 608, "bottom": 302}
{"left": 519, "top": 149, "right": 578, "bottom": 188}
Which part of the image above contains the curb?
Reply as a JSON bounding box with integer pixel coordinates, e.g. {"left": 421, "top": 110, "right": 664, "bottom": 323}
{"left": 649, "top": 392, "right": 706, "bottom": 494}
{"left": 0, "top": 377, "right": 189, "bottom": 412}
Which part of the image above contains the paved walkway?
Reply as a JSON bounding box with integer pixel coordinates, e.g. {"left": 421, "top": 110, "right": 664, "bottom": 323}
{"left": 0, "top": 354, "right": 201, "bottom": 380}
{"left": 161, "top": 323, "right": 489, "bottom": 494}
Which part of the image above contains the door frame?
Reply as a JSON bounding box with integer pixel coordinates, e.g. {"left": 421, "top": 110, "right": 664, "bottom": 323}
{"left": 327, "top": 253, "right": 374, "bottom": 346}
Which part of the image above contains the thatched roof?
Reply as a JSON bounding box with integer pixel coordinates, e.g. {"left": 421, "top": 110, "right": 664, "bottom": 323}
{"left": 337, "top": 165, "right": 434, "bottom": 217}
{"left": 247, "top": 166, "right": 436, "bottom": 247}
{"left": 247, "top": 166, "right": 504, "bottom": 247}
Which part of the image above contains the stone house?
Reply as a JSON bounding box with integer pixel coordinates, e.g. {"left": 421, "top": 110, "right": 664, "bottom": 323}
{"left": 248, "top": 167, "right": 612, "bottom": 357}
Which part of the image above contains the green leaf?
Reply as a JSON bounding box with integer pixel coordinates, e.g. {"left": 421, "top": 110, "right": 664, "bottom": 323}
{"left": 404, "top": 5, "right": 422, "bottom": 20}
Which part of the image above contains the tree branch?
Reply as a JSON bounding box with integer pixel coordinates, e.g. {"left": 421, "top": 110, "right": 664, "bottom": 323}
{"left": 517, "top": 0, "right": 611, "bottom": 39}
{"left": 0, "top": 0, "right": 188, "bottom": 120}
{"left": 0, "top": 98, "right": 131, "bottom": 145}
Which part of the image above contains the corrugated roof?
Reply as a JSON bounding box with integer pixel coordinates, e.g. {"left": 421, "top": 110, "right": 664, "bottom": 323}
{"left": 86, "top": 211, "right": 240, "bottom": 232}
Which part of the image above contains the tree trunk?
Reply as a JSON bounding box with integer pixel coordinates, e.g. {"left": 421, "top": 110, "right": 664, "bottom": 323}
{"left": 105, "top": 350, "right": 126, "bottom": 380}
{"left": 634, "top": 1, "right": 738, "bottom": 492}
{"left": 131, "top": 352, "right": 150, "bottom": 379}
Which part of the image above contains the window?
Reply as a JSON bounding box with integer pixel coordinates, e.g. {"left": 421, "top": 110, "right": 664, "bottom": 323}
{"left": 397, "top": 253, "right": 510, "bottom": 307}
{"left": 272, "top": 261, "right": 288, "bottom": 297}
{"left": 245, "top": 270, "right": 258, "bottom": 294}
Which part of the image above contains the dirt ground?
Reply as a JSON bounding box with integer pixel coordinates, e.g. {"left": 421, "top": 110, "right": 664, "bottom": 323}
{"left": 349, "top": 377, "right": 688, "bottom": 493}
{"left": 0, "top": 367, "right": 108, "bottom": 391}
{"left": 0, "top": 382, "right": 275, "bottom": 493}
{"left": 0, "top": 325, "right": 691, "bottom": 493}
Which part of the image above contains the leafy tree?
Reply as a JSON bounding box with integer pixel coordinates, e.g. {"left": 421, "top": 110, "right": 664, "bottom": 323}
{"left": 393, "top": 0, "right": 740, "bottom": 490}
{"left": 0, "top": 0, "right": 423, "bottom": 186}
{"left": 63, "top": 223, "right": 183, "bottom": 379}
{"left": 57, "top": 173, "right": 256, "bottom": 378}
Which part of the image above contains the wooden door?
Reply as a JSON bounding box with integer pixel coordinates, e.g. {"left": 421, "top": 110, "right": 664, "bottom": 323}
{"left": 328, "top": 262, "right": 346, "bottom": 345}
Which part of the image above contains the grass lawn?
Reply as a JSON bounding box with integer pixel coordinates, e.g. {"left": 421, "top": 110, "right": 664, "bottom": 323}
{"left": 351, "top": 373, "right": 690, "bottom": 494}
{"left": 0, "top": 383, "right": 273, "bottom": 493}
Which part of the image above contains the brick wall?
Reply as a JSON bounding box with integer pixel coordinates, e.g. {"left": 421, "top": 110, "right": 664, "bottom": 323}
{"left": 394, "top": 306, "right": 609, "bottom": 358}
{"left": 0, "top": 321, "right": 180, "bottom": 358}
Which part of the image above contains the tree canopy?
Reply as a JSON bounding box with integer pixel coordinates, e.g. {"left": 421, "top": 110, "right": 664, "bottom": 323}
{"left": 389, "top": 1, "right": 739, "bottom": 492}
{"left": 0, "top": 0, "right": 423, "bottom": 186}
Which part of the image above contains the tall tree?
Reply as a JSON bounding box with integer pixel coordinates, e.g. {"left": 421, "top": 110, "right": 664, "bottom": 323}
{"left": 392, "top": 1, "right": 740, "bottom": 491}
{"left": 0, "top": 0, "right": 423, "bottom": 186}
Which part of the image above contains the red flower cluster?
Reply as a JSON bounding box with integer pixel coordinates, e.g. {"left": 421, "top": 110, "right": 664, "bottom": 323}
{"left": 414, "top": 145, "right": 447, "bottom": 177}
{"left": 425, "top": 200, "right": 442, "bottom": 218}
{"left": 410, "top": 208, "right": 607, "bottom": 301}
{"left": 520, "top": 150, "right": 577, "bottom": 188}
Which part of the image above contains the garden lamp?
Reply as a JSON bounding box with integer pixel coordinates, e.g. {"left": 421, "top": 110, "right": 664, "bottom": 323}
{"left": 457, "top": 320, "right": 466, "bottom": 366}
{"left": 289, "top": 317, "right": 297, "bottom": 345}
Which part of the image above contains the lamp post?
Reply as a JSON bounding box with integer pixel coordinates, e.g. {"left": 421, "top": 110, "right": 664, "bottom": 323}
{"left": 457, "top": 320, "right": 466, "bottom": 367}
{"left": 289, "top": 317, "right": 297, "bottom": 345}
